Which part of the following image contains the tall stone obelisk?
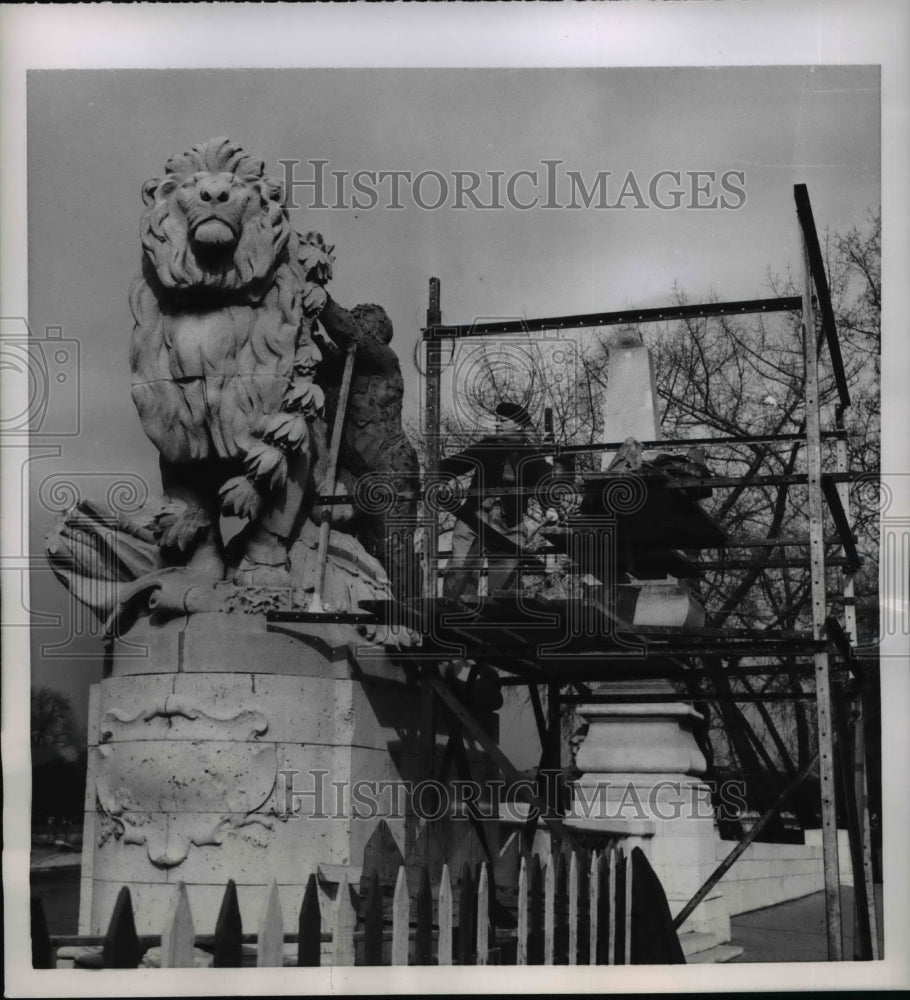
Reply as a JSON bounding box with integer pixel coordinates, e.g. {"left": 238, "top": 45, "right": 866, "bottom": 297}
{"left": 599, "top": 330, "right": 661, "bottom": 470}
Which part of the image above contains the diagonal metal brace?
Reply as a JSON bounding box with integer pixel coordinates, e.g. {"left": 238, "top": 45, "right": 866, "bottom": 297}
{"left": 821, "top": 476, "right": 862, "bottom": 573}
{"left": 794, "top": 184, "right": 851, "bottom": 409}
{"left": 673, "top": 748, "right": 822, "bottom": 930}
{"left": 825, "top": 616, "right": 866, "bottom": 683}
{"left": 422, "top": 671, "right": 581, "bottom": 853}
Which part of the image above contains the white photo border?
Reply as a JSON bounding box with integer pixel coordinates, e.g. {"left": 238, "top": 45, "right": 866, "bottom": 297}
{"left": 2, "top": 2, "right": 907, "bottom": 995}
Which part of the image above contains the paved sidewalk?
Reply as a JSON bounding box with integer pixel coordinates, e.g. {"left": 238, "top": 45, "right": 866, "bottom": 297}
{"left": 729, "top": 885, "right": 884, "bottom": 962}
{"left": 31, "top": 848, "right": 82, "bottom": 871}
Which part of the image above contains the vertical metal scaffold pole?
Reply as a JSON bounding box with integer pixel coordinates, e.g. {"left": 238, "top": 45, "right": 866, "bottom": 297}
{"left": 801, "top": 222, "right": 843, "bottom": 961}
{"left": 420, "top": 279, "right": 443, "bottom": 792}
{"left": 424, "top": 277, "right": 442, "bottom": 601}
{"left": 835, "top": 417, "right": 880, "bottom": 958}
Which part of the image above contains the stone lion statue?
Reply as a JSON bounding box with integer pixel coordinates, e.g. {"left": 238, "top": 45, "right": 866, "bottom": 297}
{"left": 47, "top": 137, "right": 420, "bottom": 637}
{"left": 129, "top": 136, "right": 358, "bottom": 585}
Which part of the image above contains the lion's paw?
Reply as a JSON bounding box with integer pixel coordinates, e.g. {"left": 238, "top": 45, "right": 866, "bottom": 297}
{"left": 153, "top": 502, "right": 210, "bottom": 552}
{"left": 284, "top": 379, "right": 324, "bottom": 419}
{"left": 243, "top": 442, "right": 287, "bottom": 490}
{"left": 297, "top": 231, "right": 335, "bottom": 283}
{"left": 261, "top": 411, "right": 308, "bottom": 450}
{"left": 302, "top": 283, "right": 328, "bottom": 318}
{"left": 219, "top": 477, "right": 263, "bottom": 520}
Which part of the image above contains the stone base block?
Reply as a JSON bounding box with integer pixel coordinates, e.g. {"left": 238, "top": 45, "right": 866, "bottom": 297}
{"left": 81, "top": 612, "right": 500, "bottom": 935}
{"left": 569, "top": 693, "right": 731, "bottom": 948}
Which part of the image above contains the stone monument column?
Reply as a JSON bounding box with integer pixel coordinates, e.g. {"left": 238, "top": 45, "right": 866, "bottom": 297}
{"left": 567, "top": 332, "right": 729, "bottom": 943}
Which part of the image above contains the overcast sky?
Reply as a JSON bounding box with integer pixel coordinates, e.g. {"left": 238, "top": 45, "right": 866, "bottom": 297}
{"left": 25, "top": 66, "right": 880, "bottom": 728}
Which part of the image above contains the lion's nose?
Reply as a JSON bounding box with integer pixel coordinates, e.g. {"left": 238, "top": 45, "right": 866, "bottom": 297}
{"left": 197, "top": 175, "right": 232, "bottom": 204}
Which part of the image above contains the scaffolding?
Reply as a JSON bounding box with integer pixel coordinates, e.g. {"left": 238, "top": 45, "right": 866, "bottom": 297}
{"left": 418, "top": 183, "right": 876, "bottom": 961}
{"left": 269, "top": 184, "right": 879, "bottom": 960}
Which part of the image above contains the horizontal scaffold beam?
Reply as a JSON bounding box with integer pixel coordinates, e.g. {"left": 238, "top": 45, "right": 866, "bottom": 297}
{"left": 422, "top": 296, "right": 802, "bottom": 339}
{"left": 311, "top": 469, "right": 861, "bottom": 506}
{"left": 540, "top": 429, "right": 848, "bottom": 454}
{"left": 557, "top": 692, "right": 820, "bottom": 704}
{"left": 709, "top": 536, "right": 848, "bottom": 549}
{"left": 497, "top": 661, "right": 827, "bottom": 685}
{"left": 694, "top": 556, "right": 857, "bottom": 571}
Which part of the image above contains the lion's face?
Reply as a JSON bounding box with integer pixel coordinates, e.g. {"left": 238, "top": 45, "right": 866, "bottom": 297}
{"left": 140, "top": 137, "right": 291, "bottom": 293}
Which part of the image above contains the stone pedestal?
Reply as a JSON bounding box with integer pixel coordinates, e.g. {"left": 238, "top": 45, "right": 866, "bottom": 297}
{"left": 616, "top": 580, "right": 706, "bottom": 628}
{"left": 570, "top": 685, "right": 730, "bottom": 942}
{"left": 80, "top": 612, "right": 497, "bottom": 935}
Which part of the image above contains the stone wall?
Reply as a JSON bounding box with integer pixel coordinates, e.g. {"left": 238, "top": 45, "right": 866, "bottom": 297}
{"left": 716, "top": 830, "right": 854, "bottom": 917}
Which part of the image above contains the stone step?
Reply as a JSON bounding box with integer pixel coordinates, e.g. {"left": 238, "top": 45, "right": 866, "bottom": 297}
{"left": 671, "top": 889, "right": 731, "bottom": 942}
{"left": 686, "top": 943, "right": 745, "bottom": 964}
{"left": 678, "top": 930, "right": 719, "bottom": 957}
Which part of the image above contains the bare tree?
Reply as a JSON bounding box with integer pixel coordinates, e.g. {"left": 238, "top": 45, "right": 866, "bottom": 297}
{"left": 30, "top": 686, "right": 78, "bottom": 752}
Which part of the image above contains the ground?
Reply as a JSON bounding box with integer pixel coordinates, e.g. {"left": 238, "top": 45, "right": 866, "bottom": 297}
{"left": 729, "top": 885, "right": 885, "bottom": 962}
